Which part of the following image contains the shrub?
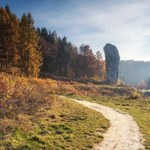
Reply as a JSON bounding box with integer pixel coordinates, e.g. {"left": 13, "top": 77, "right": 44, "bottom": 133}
{"left": 128, "top": 90, "right": 142, "bottom": 99}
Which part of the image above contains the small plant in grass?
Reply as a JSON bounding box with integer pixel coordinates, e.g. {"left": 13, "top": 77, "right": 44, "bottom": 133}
{"left": 128, "top": 90, "right": 142, "bottom": 99}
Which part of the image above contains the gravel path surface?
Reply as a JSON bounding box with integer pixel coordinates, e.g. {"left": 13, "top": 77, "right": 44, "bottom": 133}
{"left": 70, "top": 98, "right": 145, "bottom": 150}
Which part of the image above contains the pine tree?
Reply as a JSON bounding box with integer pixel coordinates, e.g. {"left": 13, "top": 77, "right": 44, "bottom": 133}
{"left": 10, "top": 14, "right": 20, "bottom": 73}
{"left": 19, "top": 13, "right": 42, "bottom": 77}
{"left": 0, "top": 7, "right": 11, "bottom": 70}
{"left": 0, "top": 6, "right": 20, "bottom": 74}
{"left": 6, "top": 5, "right": 20, "bottom": 73}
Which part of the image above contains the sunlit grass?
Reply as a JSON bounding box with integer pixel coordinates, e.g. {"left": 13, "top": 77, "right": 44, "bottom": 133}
{"left": 1, "top": 72, "right": 149, "bottom": 149}
{"left": 68, "top": 94, "right": 150, "bottom": 150}
{"left": 0, "top": 73, "right": 109, "bottom": 149}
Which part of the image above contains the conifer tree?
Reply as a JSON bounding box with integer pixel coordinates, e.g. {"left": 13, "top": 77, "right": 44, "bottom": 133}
{"left": 19, "top": 13, "right": 42, "bottom": 77}
{"left": 0, "top": 7, "right": 11, "bottom": 70}
{"left": 0, "top": 6, "right": 20, "bottom": 73}
{"left": 10, "top": 14, "right": 20, "bottom": 73}
{"left": 6, "top": 5, "right": 20, "bottom": 73}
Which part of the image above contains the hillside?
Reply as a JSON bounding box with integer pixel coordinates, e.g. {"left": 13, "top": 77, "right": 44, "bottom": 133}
{"left": 119, "top": 60, "right": 150, "bottom": 86}
{"left": 0, "top": 73, "right": 109, "bottom": 150}
{"left": 68, "top": 92, "right": 150, "bottom": 149}
{"left": 0, "top": 73, "right": 150, "bottom": 149}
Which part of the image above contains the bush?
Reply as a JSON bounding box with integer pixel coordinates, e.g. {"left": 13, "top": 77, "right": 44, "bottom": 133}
{"left": 0, "top": 73, "right": 58, "bottom": 118}
{"left": 128, "top": 90, "right": 142, "bottom": 99}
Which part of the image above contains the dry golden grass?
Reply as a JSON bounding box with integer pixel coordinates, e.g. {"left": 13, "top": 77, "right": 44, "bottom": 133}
{"left": 0, "top": 73, "right": 109, "bottom": 150}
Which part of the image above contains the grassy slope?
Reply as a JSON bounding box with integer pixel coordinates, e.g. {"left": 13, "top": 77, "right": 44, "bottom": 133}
{"left": 68, "top": 94, "right": 150, "bottom": 150}
{"left": 1, "top": 73, "right": 150, "bottom": 149}
{"left": 38, "top": 76, "right": 150, "bottom": 149}
{"left": 89, "top": 96, "right": 150, "bottom": 150}
{"left": 0, "top": 74, "right": 109, "bottom": 150}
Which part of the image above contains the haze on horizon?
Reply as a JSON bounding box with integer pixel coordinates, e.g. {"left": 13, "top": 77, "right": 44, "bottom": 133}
{"left": 1, "top": 0, "right": 150, "bottom": 61}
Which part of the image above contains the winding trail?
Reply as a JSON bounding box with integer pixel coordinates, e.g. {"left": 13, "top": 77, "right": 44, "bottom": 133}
{"left": 68, "top": 97, "right": 145, "bottom": 150}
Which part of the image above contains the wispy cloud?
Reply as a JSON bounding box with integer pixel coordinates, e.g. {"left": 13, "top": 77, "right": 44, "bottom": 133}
{"left": 33, "top": 0, "right": 150, "bottom": 60}
{"left": 3, "top": 0, "right": 150, "bottom": 60}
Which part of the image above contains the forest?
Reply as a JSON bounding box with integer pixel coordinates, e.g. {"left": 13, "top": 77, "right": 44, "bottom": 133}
{"left": 0, "top": 6, "right": 105, "bottom": 80}
{"left": 2, "top": 5, "right": 150, "bottom": 86}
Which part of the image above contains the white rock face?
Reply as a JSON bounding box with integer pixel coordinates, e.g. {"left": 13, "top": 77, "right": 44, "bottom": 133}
{"left": 104, "top": 43, "right": 120, "bottom": 84}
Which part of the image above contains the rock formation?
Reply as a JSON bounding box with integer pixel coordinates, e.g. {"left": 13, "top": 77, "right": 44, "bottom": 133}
{"left": 104, "top": 43, "right": 120, "bottom": 84}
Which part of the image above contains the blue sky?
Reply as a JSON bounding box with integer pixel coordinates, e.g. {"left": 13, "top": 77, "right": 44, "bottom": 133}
{"left": 1, "top": 0, "right": 150, "bottom": 61}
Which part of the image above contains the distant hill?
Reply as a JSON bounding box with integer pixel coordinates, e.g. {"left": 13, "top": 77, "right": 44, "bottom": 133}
{"left": 119, "top": 60, "right": 150, "bottom": 85}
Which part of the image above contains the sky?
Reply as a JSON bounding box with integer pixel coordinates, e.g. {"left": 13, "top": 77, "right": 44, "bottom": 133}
{"left": 1, "top": 0, "right": 150, "bottom": 61}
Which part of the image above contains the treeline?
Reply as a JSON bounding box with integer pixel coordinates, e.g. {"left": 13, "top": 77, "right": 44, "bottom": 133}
{"left": 38, "top": 28, "right": 105, "bottom": 79}
{"left": 0, "top": 6, "right": 105, "bottom": 80}
{"left": 0, "top": 6, "right": 42, "bottom": 77}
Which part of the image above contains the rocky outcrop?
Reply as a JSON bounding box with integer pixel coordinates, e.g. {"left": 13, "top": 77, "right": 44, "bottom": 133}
{"left": 104, "top": 43, "right": 120, "bottom": 84}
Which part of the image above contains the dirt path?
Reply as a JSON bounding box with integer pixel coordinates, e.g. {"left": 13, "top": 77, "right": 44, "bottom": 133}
{"left": 69, "top": 98, "right": 145, "bottom": 150}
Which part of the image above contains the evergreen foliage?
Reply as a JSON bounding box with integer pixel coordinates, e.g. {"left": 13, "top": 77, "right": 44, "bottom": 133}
{"left": 0, "top": 6, "right": 42, "bottom": 77}
{"left": 0, "top": 5, "right": 105, "bottom": 80}
{"left": 19, "top": 13, "right": 42, "bottom": 77}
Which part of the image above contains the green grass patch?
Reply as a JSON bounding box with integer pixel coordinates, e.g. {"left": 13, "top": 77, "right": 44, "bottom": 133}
{"left": 68, "top": 94, "right": 150, "bottom": 150}
{"left": 0, "top": 96, "right": 109, "bottom": 150}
